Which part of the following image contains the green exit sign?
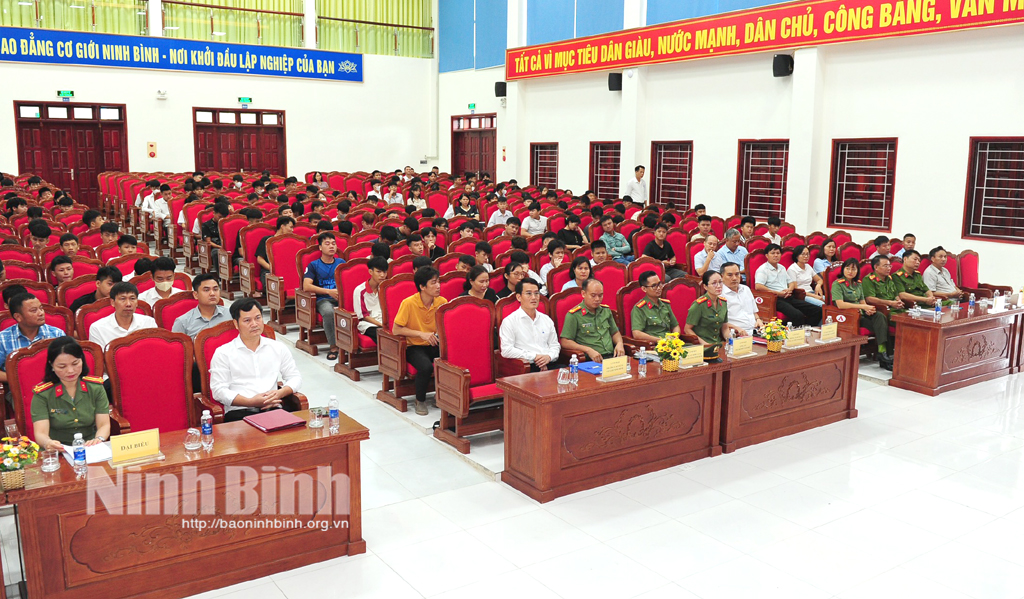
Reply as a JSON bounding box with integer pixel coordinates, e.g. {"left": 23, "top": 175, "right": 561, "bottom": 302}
{"left": 56, "top": 90, "right": 74, "bottom": 98}
{"left": 238, "top": 97, "right": 253, "bottom": 103}
{"left": 468, "top": 103, "right": 476, "bottom": 109}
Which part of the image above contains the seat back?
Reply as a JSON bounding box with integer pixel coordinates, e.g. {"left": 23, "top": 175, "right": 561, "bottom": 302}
{"left": 106, "top": 254, "right": 145, "bottom": 277}
{"left": 439, "top": 271, "right": 466, "bottom": 300}
{"left": 662, "top": 277, "right": 701, "bottom": 327}
{"left": 958, "top": 250, "right": 980, "bottom": 288}
{"left": 746, "top": 236, "right": 769, "bottom": 253}
{"left": 551, "top": 289, "right": 583, "bottom": 335}
{"left": 106, "top": 330, "right": 194, "bottom": 432}
{"left": 859, "top": 260, "right": 874, "bottom": 281}
{"left": 0, "top": 280, "right": 55, "bottom": 310}
{"left": 945, "top": 253, "right": 959, "bottom": 286}
{"left": 617, "top": 282, "right": 648, "bottom": 335}
{"left": 780, "top": 250, "right": 795, "bottom": 270}
{"left": 388, "top": 254, "right": 418, "bottom": 277}
{"left": 239, "top": 224, "right": 275, "bottom": 265}
{"left": 744, "top": 249, "right": 768, "bottom": 291}
{"left": 831, "top": 230, "right": 853, "bottom": 246}
{"left": 627, "top": 256, "right": 665, "bottom": 283}
{"left": 806, "top": 231, "right": 828, "bottom": 246}
{"left": 824, "top": 266, "right": 843, "bottom": 304}
{"left": 839, "top": 242, "right": 863, "bottom": 263}
{"left": 335, "top": 259, "right": 370, "bottom": 313}
{"left": 592, "top": 260, "right": 627, "bottom": 298}
{"left": 267, "top": 234, "right": 309, "bottom": 294}
{"left": 58, "top": 275, "right": 97, "bottom": 309}
{"left": 379, "top": 273, "right": 417, "bottom": 331}
{"left": 4, "top": 260, "right": 42, "bottom": 282}
{"left": 633, "top": 229, "right": 655, "bottom": 257}
{"left": 0, "top": 245, "right": 35, "bottom": 263}
{"left": 547, "top": 263, "right": 572, "bottom": 295}
{"left": 709, "top": 217, "right": 725, "bottom": 238}
{"left": 447, "top": 238, "right": 478, "bottom": 256}
{"left": 781, "top": 233, "right": 804, "bottom": 248}
{"left": 437, "top": 297, "right": 495, "bottom": 387}
{"left": 217, "top": 214, "right": 249, "bottom": 258}
{"left": 435, "top": 253, "right": 462, "bottom": 275}
{"left": 153, "top": 292, "right": 201, "bottom": 330}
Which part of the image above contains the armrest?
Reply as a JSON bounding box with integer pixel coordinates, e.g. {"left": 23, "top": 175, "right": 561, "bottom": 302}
{"left": 376, "top": 329, "right": 408, "bottom": 380}
{"left": 622, "top": 335, "right": 657, "bottom": 350}
{"left": 752, "top": 289, "right": 778, "bottom": 322}
{"left": 495, "top": 353, "right": 531, "bottom": 378}
{"left": 217, "top": 249, "right": 233, "bottom": 283}
{"left": 192, "top": 392, "right": 225, "bottom": 424}
{"left": 558, "top": 349, "right": 587, "bottom": 365}
{"left": 239, "top": 261, "right": 256, "bottom": 295}
{"left": 978, "top": 283, "right": 1010, "bottom": 296}
{"left": 792, "top": 288, "right": 806, "bottom": 301}
{"left": 822, "top": 305, "right": 863, "bottom": 339}
{"left": 108, "top": 406, "right": 131, "bottom": 435}
{"left": 183, "top": 229, "right": 197, "bottom": 257}
{"left": 434, "top": 359, "right": 471, "bottom": 418}
{"left": 266, "top": 273, "right": 285, "bottom": 310}
{"left": 197, "top": 240, "right": 213, "bottom": 271}
{"left": 333, "top": 307, "right": 361, "bottom": 354}
{"left": 280, "top": 391, "right": 308, "bottom": 412}
{"left": 295, "top": 289, "right": 318, "bottom": 329}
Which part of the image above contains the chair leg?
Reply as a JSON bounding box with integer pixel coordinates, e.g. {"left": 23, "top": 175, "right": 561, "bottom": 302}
{"left": 433, "top": 410, "right": 471, "bottom": 454}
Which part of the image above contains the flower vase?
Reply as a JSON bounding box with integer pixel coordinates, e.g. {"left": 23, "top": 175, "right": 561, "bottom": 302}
{"left": 1, "top": 467, "right": 25, "bottom": 491}
{"left": 662, "top": 358, "right": 679, "bottom": 372}
{"left": 766, "top": 339, "right": 783, "bottom": 353}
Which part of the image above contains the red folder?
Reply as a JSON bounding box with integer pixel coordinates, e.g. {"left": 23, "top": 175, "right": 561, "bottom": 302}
{"left": 242, "top": 410, "right": 307, "bottom": 433}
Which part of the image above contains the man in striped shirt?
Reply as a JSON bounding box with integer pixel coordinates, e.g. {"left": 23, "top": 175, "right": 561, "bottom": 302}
{"left": 352, "top": 257, "right": 388, "bottom": 343}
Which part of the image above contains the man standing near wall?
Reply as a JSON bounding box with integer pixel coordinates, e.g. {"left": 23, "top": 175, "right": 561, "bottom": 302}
{"left": 625, "top": 165, "right": 647, "bottom": 209}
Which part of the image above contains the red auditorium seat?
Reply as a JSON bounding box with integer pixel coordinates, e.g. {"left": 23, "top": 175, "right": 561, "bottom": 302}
{"left": 105, "top": 329, "right": 194, "bottom": 432}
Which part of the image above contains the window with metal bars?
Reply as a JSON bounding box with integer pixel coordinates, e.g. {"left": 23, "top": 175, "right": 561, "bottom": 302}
{"left": 735, "top": 140, "right": 788, "bottom": 220}
{"left": 964, "top": 138, "right": 1024, "bottom": 243}
{"left": 531, "top": 143, "right": 558, "bottom": 189}
{"left": 828, "top": 138, "right": 897, "bottom": 231}
{"left": 589, "top": 142, "right": 621, "bottom": 201}
{"left": 650, "top": 141, "right": 693, "bottom": 209}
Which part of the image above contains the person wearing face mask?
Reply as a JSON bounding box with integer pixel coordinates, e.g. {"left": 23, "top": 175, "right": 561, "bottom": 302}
{"left": 69, "top": 267, "right": 123, "bottom": 314}
{"left": 137, "top": 257, "right": 178, "bottom": 307}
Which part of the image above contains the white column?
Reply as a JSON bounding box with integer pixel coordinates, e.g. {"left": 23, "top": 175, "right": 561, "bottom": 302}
{"left": 619, "top": 0, "right": 647, "bottom": 197}
{"left": 500, "top": 0, "right": 528, "bottom": 182}
{"left": 148, "top": 0, "right": 162, "bottom": 36}
{"left": 785, "top": 47, "right": 825, "bottom": 232}
{"left": 303, "top": 0, "right": 317, "bottom": 48}
{"left": 427, "top": 0, "right": 439, "bottom": 165}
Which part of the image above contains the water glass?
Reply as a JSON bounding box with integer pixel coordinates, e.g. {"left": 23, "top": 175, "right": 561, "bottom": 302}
{"left": 40, "top": 449, "right": 60, "bottom": 472}
{"left": 308, "top": 407, "right": 325, "bottom": 429}
{"left": 183, "top": 428, "right": 202, "bottom": 451}
{"left": 557, "top": 368, "right": 571, "bottom": 385}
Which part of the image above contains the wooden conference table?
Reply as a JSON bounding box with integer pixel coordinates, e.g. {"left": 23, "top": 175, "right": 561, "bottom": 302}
{"left": 5, "top": 411, "right": 368, "bottom": 599}
{"left": 499, "top": 331, "right": 864, "bottom": 502}
{"left": 890, "top": 303, "right": 1024, "bottom": 396}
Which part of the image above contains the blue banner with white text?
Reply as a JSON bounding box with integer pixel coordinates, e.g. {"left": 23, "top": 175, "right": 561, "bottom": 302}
{"left": 0, "top": 27, "right": 363, "bottom": 82}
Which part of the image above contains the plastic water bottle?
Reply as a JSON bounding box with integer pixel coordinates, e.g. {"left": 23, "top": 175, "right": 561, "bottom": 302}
{"left": 569, "top": 354, "right": 579, "bottom": 385}
{"left": 934, "top": 301, "right": 942, "bottom": 321}
{"left": 825, "top": 315, "right": 833, "bottom": 325}
{"left": 727, "top": 334, "right": 734, "bottom": 357}
{"left": 625, "top": 352, "right": 632, "bottom": 374}
{"left": 969, "top": 293, "right": 975, "bottom": 309}
{"left": 72, "top": 433, "right": 86, "bottom": 474}
{"left": 200, "top": 410, "right": 214, "bottom": 450}
{"left": 638, "top": 347, "right": 647, "bottom": 377}
{"left": 328, "top": 395, "right": 340, "bottom": 434}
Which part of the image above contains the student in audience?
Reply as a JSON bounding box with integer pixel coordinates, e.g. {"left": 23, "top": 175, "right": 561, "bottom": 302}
{"left": 487, "top": 196, "right": 514, "bottom": 227}
{"left": 31, "top": 337, "right": 109, "bottom": 450}
{"left": 499, "top": 278, "right": 561, "bottom": 372}
{"left": 391, "top": 266, "right": 447, "bottom": 415}
{"left": 255, "top": 216, "right": 296, "bottom": 291}
{"left": 462, "top": 265, "right": 498, "bottom": 303}
{"left": 766, "top": 217, "right": 783, "bottom": 244}
{"left": 560, "top": 278, "right": 624, "bottom": 362}
{"left": 738, "top": 216, "right": 756, "bottom": 243}
{"left": 138, "top": 257, "right": 177, "bottom": 307}
{"left": 561, "top": 256, "right": 592, "bottom": 292}
{"left": 0, "top": 292, "right": 66, "bottom": 384}
{"left": 693, "top": 234, "right": 721, "bottom": 277}
{"left": 522, "top": 202, "right": 547, "bottom": 236}
{"left": 473, "top": 241, "right": 493, "bottom": 272}
{"left": 721, "top": 261, "right": 762, "bottom": 335}
{"left": 4, "top": 197, "right": 27, "bottom": 219}
{"left": 201, "top": 203, "right": 230, "bottom": 265}
{"left": 397, "top": 217, "right": 420, "bottom": 242}
{"left": 509, "top": 249, "right": 546, "bottom": 294}
{"left": 539, "top": 240, "right": 567, "bottom": 285}
{"left": 55, "top": 194, "right": 75, "bottom": 213}
{"left": 599, "top": 215, "right": 633, "bottom": 264}
{"left": 590, "top": 240, "right": 610, "bottom": 266}
{"left": 452, "top": 194, "right": 479, "bottom": 220}
{"left": 692, "top": 204, "right": 707, "bottom": 217}
{"left": 894, "top": 233, "right": 915, "bottom": 258}
{"left": 455, "top": 255, "right": 475, "bottom": 272}
{"left": 209, "top": 298, "right": 303, "bottom": 423}
{"left": 406, "top": 234, "right": 426, "bottom": 258}
{"left": 366, "top": 179, "right": 383, "bottom": 201}
{"left": 867, "top": 235, "right": 892, "bottom": 259}
{"left": 832, "top": 258, "right": 892, "bottom": 369}
{"left": 170, "top": 273, "right": 230, "bottom": 338}
{"left": 337, "top": 221, "right": 354, "bottom": 236}
{"left": 895, "top": 250, "right": 937, "bottom": 307}
{"left": 83, "top": 209, "right": 104, "bottom": 231}
{"left": 382, "top": 181, "right": 403, "bottom": 205}
{"left": 539, "top": 231, "right": 557, "bottom": 253}
{"left": 923, "top": 246, "right": 964, "bottom": 301}
{"left": 556, "top": 214, "right": 588, "bottom": 250}
{"left": 787, "top": 245, "right": 825, "bottom": 306}
{"left": 504, "top": 217, "right": 522, "bottom": 238}
{"left": 497, "top": 260, "right": 529, "bottom": 300}
{"left": 117, "top": 234, "right": 138, "bottom": 257}
{"left": 630, "top": 271, "right": 681, "bottom": 343}
{"left": 49, "top": 256, "right": 75, "bottom": 285}
{"left": 644, "top": 223, "right": 686, "bottom": 280}
{"left": 407, "top": 186, "right": 427, "bottom": 211}
{"left": 302, "top": 232, "right": 344, "bottom": 360}
{"left": 687, "top": 269, "right": 746, "bottom": 360}
{"left": 419, "top": 227, "right": 443, "bottom": 260}
{"left": 59, "top": 233, "right": 80, "bottom": 258}
{"left": 690, "top": 215, "right": 713, "bottom": 241}
{"left": 100, "top": 221, "right": 119, "bottom": 246}
{"left": 813, "top": 239, "right": 841, "bottom": 274}
{"left": 70, "top": 267, "right": 122, "bottom": 313}
{"left": 756, "top": 244, "right": 821, "bottom": 326}
{"left": 351, "top": 256, "right": 388, "bottom": 343}
{"left": 28, "top": 220, "right": 52, "bottom": 251}
{"left": 277, "top": 204, "right": 294, "bottom": 219}
{"left": 89, "top": 282, "right": 158, "bottom": 351}
{"left": 133, "top": 258, "right": 152, "bottom": 277}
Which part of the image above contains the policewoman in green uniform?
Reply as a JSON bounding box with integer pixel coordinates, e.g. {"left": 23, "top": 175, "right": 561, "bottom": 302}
{"left": 31, "top": 338, "right": 110, "bottom": 450}
{"left": 560, "top": 278, "right": 625, "bottom": 362}
{"left": 630, "top": 271, "right": 680, "bottom": 342}
{"left": 830, "top": 258, "right": 892, "bottom": 370}
{"left": 685, "top": 270, "right": 746, "bottom": 360}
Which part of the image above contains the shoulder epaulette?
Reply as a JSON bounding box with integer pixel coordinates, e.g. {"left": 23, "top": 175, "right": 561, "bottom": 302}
{"left": 662, "top": 298, "right": 671, "bottom": 303}
{"left": 868, "top": 274, "right": 876, "bottom": 281}
{"left": 568, "top": 306, "right": 582, "bottom": 314}
{"left": 636, "top": 299, "right": 647, "bottom": 308}
{"left": 82, "top": 375, "right": 104, "bottom": 384}
{"left": 696, "top": 296, "right": 708, "bottom": 304}
{"left": 33, "top": 381, "right": 53, "bottom": 393}
{"left": 601, "top": 304, "right": 610, "bottom": 308}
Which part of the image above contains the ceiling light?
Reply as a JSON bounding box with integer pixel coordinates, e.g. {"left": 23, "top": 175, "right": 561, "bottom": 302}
{"left": 212, "top": 31, "right": 226, "bottom": 36}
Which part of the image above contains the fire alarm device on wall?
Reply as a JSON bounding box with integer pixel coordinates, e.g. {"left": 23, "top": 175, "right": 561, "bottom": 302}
{"left": 147, "top": 142, "right": 157, "bottom": 158}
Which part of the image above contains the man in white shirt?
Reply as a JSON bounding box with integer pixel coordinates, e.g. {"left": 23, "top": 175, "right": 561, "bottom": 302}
{"left": 766, "top": 217, "right": 783, "bottom": 245}
{"left": 521, "top": 202, "right": 547, "bottom": 236}
{"left": 487, "top": 197, "right": 513, "bottom": 227}
{"left": 754, "top": 244, "right": 821, "bottom": 327}
{"left": 137, "top": 257, "right": 178, "bottom": 307}
{"left": 499, "top": 279, "right": 561, "bottom": 371}
{"left": 88, "top": 282, "right": 158, "bottom": 351}
{"left": 624, "top": 165, "right": 647, "bottom": 208}
{"left": 366, "top": 179, "right": 383, "bottom": 201}
{"left": 721, "top": 262, "right": 762, "bottom": 335}
{"left": 382, "top": 181, "right": 404, "bottom": 205}
{"left": 134, "top": 179, "right": 160, "bottom": 210}
{"left": 352, "top": 257, "right": 387, "bottom": 343}
{"left": 209, "top": 298, "right": 303, "bottom": 423}
{"left": 923, "top": 246, "right": 964, "bottom": 301}
{"left": 866, "top": 235, "right": 892, "bottom": 260}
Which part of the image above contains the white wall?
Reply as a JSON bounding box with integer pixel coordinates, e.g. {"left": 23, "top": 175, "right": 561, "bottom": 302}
{"left": 0, "top": 53, "right": 433, "bottom": 176}
{"left": 437, "top": 66, "right": 506, "bottom": 177}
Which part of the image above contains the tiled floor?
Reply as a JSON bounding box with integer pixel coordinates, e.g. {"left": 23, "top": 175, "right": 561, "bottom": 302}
{"left": 7, "top": 323, "right": 1024, "bottom": 598}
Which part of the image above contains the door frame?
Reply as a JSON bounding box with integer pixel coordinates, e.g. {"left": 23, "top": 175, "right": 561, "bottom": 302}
{"left": 192, "top": 107, "right": 288, "bottom": 174}
{"left": 450, "top": 113, "right": 497, "bottom": 177}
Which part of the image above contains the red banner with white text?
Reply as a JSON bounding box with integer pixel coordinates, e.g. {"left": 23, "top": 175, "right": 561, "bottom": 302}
{"left": 505, "top": 0, "right": 1024, "bottom": 80}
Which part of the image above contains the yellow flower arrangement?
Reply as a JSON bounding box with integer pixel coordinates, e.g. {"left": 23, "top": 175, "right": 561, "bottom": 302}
{"left": 656, "top": 332, "right": 688, "bottom": 361}
{"left": 0, "top": 436, "right": 39, "bottom": 471}
{"left": 761, "top": 319, "right": 788, "bottom": 342}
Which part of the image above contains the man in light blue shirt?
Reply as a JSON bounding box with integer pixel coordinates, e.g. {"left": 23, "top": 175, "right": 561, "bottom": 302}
{"left": 598, "top": 215, "right": 634, "bottom": 264}
{"left": 693, "top": 234, "right": 722, "bottom": 276}
{"left": 893, "top": 233, "right": 915, "bottom": 259}
{"left": 715, "top": 228, "right": 749, "bottom": 281}
{"left": 0, "top": 291, "right": 65, "bottom": 384}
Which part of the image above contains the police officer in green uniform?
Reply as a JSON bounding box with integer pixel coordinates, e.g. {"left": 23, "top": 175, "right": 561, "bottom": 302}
{"left": 862, "top": 255, "right": 905, "bottom": 312}
{"left": 893, "top": 250, "right": 938, "bottom": 307}
{"left": 831, "top": 258, "right": 892, "bottom": 370}
{"left": 631, "top": 271, "right": 680, "bottom": 343}
{"left": 560, "top": 278, "right": 625, "bottom": 362}
{"left": 685, "top": 270, "right": 746, "bottom": 360}
{"left": 30, "top": 338, "right": 110, "bottom": 450}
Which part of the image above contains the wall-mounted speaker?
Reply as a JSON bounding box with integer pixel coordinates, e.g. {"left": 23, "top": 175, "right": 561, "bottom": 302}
{"left": 495, "top": 82, "right": 507, "bottom": 97}
{"left": 773, "top": 54, "right": 794, "bottom": 77}
{"left": 608, "top": 73, "right": 622, "bottom": 91}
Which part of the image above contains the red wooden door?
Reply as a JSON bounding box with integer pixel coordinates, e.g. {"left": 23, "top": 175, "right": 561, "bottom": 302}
{"left": 259, "top": 129, "right": 285, "bottom": 174}
{"left": 101, "top": 126, "right": 126, "bottom": 172}
{"left": 17, "top": 124, "right": 45, "bottom": 174}
{"left": 196, "top": 126, "right": 216, "bottom": 171}
{"left": 218, "top": 129, "right": 239, "bottom": 172}
{"left": 73, "top": 126, "right": 102, "bottom": 206}
{"left": 452, "top": 130, "right": 496, "bottom": 177}
{"left": 47, "top": 125, "right": 75, "bottom": 193}
{"left": 479, "top": 130, "right": 496, "bottom": 175}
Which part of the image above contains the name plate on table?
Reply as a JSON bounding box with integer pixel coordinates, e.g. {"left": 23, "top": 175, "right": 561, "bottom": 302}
{"left": 785, "top": 328, "right": 806, "bottom": 348}
{"left": 111, "top": 428, "right": 165, "bottom": 466}
{"left": 595, "top": 356, "right": 631, "bottom": 382}
{"left": 679, "top": 345, "right": 706, "bottom": 368}
{"left": 732, "top": 336, "right": 754, "bottom": 357}
{"left": 993, "top": 295, "right": 1007, "bottom": 312}
{"left": 817, "top": 322, "right": 840, "bottom": 343}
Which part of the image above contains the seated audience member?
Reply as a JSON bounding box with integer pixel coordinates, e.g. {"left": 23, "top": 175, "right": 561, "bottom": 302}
{"left": 894, "top": 250, "right": 937, "bottom": 307}
{"left": 720, "top": 229, "right": 749, "bottom": 278}
{"left": 599, "top": 215, "right": 633, "bottom": 264}
{"left": 590, "top": 240, "right": 610, "bottom": 266}
{"left": 686, "top": 270, "right": 747, "bottom": 360}
{"left": 83, "top": 209, "right": 105, "bottom": 231}
{"left": 644, "top": 223, "right": 686, "bottom": 280}
{"left": 352, "top": 256, "right": 388, "bottom": 343}
{"left": 813, "top": 239, "right": 841, "bottom": 274}
{"left": 561, "top": 256, "right": 592, "bottom": 292}
{"left": 89, "top": 282, "right": 158, "bottom": 351}
{"left": 99, "top": 221, "right": 120, "bottom": 246}
{"left": 690, "top": 215, "right": 713, "bottom": 241}
{"left": 391, "top": 267, "right": 448, "bottom": 415}
{"left": 462, "top": 265, "right": 498, "bottom": 303}
{"left": 28, "top": 220, "right": 52, "bottom": 251}
{"left": 4, "top": 197, "right": 27, "bottom": 220}
{"left": 31, "top": 337, "right": 109, "bottom": 450}
{"left": 255, "top": 216, "right": 296, "bottom": 291}
{"left": 173, "top": 273, "right": 230, "bottom": 338}
{"left": 755, "top": 244, "right": 821, "bottom": 326}
{"left": 0, "top": 292, "right": 66, "bottom": 383}
{"left": 539, "top": 231, "right": 557, "bottom": 253}
{"left": 455, "top": 254, "right": 475, "bottom": 273}
{"left": 487, "top": 197, "right": 514, "bottom": 227}
{"left": 49, "top": 256, "right": 76, "bottom": 285}
{"left": 630, "top": 272, "right": 680, "bottom": 343}
{"left": 201, "top": 202, "right": 230, "bottom": 264}
{"left": 497, "top": 260, "right": 529, "bottom": 300}
{"left": 738, "top": 216, "right": 756, "bottom": 242}
{"left": 59, "top": 233, "right": 80, "bottom": 258}
{"left": 303, "top": 233, "right": 344, "bottom": 360}
{"left": 867, "top": 235, "right": 892, "bottom": 260}
{"left": 721, "top": 261, "right": 762, "bottom": 335}
{"left": 894, "top": 233, "right": 915, "bottom": 258}
{"left": 406, "top": 234, "right": 425, "bottom": 258}
{"left": 509, "top": 249, "right": 546, "bottom": 294}
{"left": 862, "top": 255, "right": 905, "bottom": 313}
{"left": 560, "top": 278, "right": 624, "bottom": 362}
{"left": 787, "top": 245, "right": 825, "bottom": 306}
{"left": 383, "top": 181, "right": 403, "bottom": 205}
{"left": 277, "top": 204, "right": 294, "bottom": 219}
{"left": 398, "top": 217, "right": 418, "bottom": 241}
{"left": 411, "top": 256, "right": 432, "bottom": 271}
{"left": 142, "top": 184, "right": 173, "bottom": 236}
{"left": 138, "top": 257, "right": 178, "bottom": 307}
{"left": 499, "top": 278, "right": 561, "bottom": 371}
{"left": 209, "top": 298, "right": 303, "bottom": 423}
{"left": 522, "top": 202, "right": 547, "bottom": 236}
{"left": 337, "top": 220, "right": 354, "bottom": 236}
{"left": 556, "top": 214, "right": 588, "bottom": 250}
{"left": 453, "top": 194, "right": 479, "bottom": 219}
{"left": 378, "top": 225, "right": 399, "bottom": 246}
{"left": 693, "top": 234, "right": 722, "bottom": 277}
{"left": 133, "top": 257, "right": 152, "bottom": 277}
{"left": 923, "top": 246, "right": 964, "bottom": 301}
{"left": 831, "top": 258, "right": 892, "bottom": 370}
{"left": 421, "top": 228, "right": 445, "bottom": 260}
{"left": 766, "top": 217, "right": 783, "bottom": 245}
{"left": 70, "top": 266, "right": 123, "bottom": 313}
{"left": 504, "top": 217, "right": 522, "bottom": 238}
{"left": 473, "top": 241, "right": 493, "bottom": 272}
{"left": 539, "top": 240, "right": 567, "bottom": 284}
{"left": 117, "top": 234, "right": 138, "bottom": 257}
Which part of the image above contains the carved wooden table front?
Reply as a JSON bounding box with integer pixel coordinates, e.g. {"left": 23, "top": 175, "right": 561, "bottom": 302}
{"left": 6, "top": 411, "right": 367, "bottom": 599}
{"left": 498, "top": 360, "right": 727, "bottom": 503}
{"left": 890, "top": 305, "right": 1024, "bottom": 396}
{"left": 720, "top": 332, "right": 864, "bottom": 453}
